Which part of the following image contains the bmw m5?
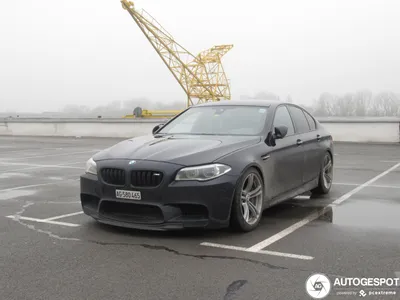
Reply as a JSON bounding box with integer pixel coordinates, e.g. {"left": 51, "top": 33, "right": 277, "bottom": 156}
{"left": 80, "top": 100, "right": 334, "bottom": 232}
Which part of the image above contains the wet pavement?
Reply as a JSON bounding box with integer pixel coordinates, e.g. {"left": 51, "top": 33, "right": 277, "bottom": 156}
{"left": 1, "top": 136, "right": 400, "bottom": 300}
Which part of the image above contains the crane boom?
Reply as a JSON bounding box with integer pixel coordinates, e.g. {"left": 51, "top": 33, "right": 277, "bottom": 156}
{"left": 120, "top": 0, "right": 233, "bottom": 107}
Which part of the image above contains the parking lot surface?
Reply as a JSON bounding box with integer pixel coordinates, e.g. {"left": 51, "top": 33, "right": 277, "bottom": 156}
{"left": 1, "top": 136, "right": 400, "bottom": 299}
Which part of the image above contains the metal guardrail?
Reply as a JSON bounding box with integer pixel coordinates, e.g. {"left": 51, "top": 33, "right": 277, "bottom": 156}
{"left": 315, "top": 117, "right": 400, "bottom": 123}
{"left": 1, "top": 117, "right": 399, "bottom": 143}
{"left": 123, "top": 109, "right": 183, "bottom": 119}
{"left": 0, "top": 118, "right": 170, "bottom": 124}
{"left": 2, "top": 117, "right": 400, "bottom": 124}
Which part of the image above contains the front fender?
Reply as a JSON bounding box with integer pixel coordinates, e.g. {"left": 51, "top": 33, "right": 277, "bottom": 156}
{"left": 215, "top": 142, "right": 273, "bottom": 203}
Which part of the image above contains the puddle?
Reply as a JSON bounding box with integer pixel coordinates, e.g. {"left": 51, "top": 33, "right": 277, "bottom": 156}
{"left": 47, "top": 176, "right": 63, "bottom": 181}
{"left": 318, "top": 207, "right": 333, "bottom": 223}
{"left": 0, "top": 172, "right": 31, "bottom": 179}
{"left": 0, "top": 189, "right": 36, "bottom": 200}
{"left": 331, "top": 199, "right": 400, "bottom": 230}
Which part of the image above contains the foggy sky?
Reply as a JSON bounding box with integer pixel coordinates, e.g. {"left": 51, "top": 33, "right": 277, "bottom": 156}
{"left": 1, "top": 0, "right": 399, "bottom": 112}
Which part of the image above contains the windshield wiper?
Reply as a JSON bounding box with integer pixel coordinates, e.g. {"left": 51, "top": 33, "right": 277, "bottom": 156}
{"left": 188, "top": 133, "right": 220, "bottom": 136}
{"left": 154, "top": 133, "right": 169, "bottom": 137}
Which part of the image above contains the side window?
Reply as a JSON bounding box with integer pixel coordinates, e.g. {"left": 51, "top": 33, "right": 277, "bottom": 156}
{"left": 287, "top": 105, "right": 310, "bottom": 134}
{"left": 304, "top": 111, "right": 316, "bottom": 131}
{"left": 273, "top": 106, "right": 295, "bottom": 136}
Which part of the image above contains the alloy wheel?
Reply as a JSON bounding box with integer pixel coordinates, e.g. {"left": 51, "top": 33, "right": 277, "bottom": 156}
{"left": 322, "top": 154, "right": 333, "bottom": 189}
{"left": 240, "top": 173, "right": 263, "bottom": 225}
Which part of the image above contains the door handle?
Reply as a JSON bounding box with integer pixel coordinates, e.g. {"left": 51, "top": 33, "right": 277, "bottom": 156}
{"left": 261, "top": 154, "right": 270, "bottom": 161}
{"left": 296, "top": 139, "right": 303, "bottom": 146}
{"left": 317, "top": 134, "right": 321, "bottom": 141}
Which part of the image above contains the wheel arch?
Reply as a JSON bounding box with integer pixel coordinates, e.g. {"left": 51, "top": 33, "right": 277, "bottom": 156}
{"left": 228, "top": 163, "right": 265, "bottom": 219}
{"left": 228, "top": 163, "right": 265, "bottom": 230}
{"left": 326, "top": 149, "right": 334, "bottom": 164}
{"left": 240, "top": 163, "right": 265, "bottom": 185}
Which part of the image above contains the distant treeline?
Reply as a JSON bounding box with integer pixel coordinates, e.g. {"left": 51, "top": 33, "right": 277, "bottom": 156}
{"left": 11, "top": 90, "right": 395, "bottom": 118}
{"left": 240, "top": 90, "right": 400, "bottom": 117}
{"left": 310, "top": 91, "right": 400, "bottom": 117}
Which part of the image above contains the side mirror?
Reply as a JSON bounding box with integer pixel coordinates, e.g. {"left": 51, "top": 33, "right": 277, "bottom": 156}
{"left": 265, "top": 126, "right": 288, "bottom": 147}
{"left": 274, "top": 126, "right": 288, "bottom": 139}
{"left": 152, "top": 124, "right": 164, "bottom": 135}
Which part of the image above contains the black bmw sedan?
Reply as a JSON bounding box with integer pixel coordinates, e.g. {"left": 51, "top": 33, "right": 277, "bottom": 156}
{"left": 80, "top": 100, "right": 334, "bottom": 232}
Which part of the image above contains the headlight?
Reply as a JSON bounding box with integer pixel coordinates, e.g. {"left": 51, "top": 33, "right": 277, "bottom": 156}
{"left": 85, "top": 158, "right": 97, "bottom": 175}
{"left": 175, "top": 164, "right": 231, "bottom": 181}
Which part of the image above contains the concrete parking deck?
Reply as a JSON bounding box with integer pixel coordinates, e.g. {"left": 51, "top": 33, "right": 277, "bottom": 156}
{"left": 1, "top": 136, "right": 400, "bottom": 299}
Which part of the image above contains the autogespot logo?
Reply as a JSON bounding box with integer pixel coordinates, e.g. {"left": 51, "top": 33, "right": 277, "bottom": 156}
{"left": 306, "top": 273, "right": 332, "bottom": 299}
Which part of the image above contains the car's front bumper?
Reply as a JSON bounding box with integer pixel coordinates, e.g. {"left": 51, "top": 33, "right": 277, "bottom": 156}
{"left": 80, "top": 169, "right": 239, "bottom": 231}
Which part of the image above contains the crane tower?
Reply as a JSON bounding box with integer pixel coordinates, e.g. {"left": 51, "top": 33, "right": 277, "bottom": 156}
{"left": 120, "top": 0, "right": 233, "bottom": 107}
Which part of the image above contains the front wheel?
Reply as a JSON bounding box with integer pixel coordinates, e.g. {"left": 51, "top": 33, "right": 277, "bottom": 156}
{"left": 230, "top": 168, "right": 264, "bottom": 232}
{"left": 312, "top": 152, "right": 333, "bottom": 195}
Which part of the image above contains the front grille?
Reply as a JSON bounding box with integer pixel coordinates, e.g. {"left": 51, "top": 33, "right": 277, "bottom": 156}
{"left": 131, "top": 170, "right": 163, "bottom": 187}
{"left": 101, "top": 168, "right": 125, "bottom": 186}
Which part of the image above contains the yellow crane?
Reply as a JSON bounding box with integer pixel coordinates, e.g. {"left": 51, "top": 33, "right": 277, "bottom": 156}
{"left": 120, "top": 0, "right": 233, "bottom": 117}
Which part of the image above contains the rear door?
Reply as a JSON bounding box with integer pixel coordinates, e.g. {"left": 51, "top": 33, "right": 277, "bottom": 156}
{"left": 269, "top": 105, "right": 304, "bottom": 198}
{"left": 287, "top": 105, "right": 321, "bottom": 184}
{"left": 303, "top": 109, "right": 327, "bottom": 181}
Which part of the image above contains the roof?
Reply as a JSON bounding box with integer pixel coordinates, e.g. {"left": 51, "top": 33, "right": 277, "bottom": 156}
{"left": 195, "top": 99, "right": 283, "bottom": 108}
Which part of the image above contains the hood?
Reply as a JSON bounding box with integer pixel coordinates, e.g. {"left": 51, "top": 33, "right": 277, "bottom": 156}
{"left": 93, "top": 134, "right": 261, "bottom": 166}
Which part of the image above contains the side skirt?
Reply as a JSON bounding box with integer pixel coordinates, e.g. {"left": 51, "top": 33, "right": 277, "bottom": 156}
{"left": 264, "top": 177, "right": 319, "bottom": 209}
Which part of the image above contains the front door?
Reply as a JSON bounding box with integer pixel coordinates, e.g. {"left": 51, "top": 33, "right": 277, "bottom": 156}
{"left": 268, "top": 105, "right": 305, "bottom": 198}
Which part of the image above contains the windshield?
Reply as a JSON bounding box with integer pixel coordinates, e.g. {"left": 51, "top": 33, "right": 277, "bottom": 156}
{"left": 158, "top": 105, "right": 269, "bottom": 136}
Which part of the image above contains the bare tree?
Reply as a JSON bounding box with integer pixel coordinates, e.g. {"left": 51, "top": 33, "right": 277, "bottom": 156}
{"left": 313, "top": 93, "right": 336, "bottom": 116}
{"left": 311, "top": 90, "right": 399, "bottom": 117}
{"left": 353, "top": 90, "right": 372, "bottom": 117}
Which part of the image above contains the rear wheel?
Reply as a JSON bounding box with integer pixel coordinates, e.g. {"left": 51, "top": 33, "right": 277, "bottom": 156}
{"left": 312, "top": 152, "right": 333, "bottom": 195}
{"left": 230, "top": 168, "right": 264, "bottom": 232}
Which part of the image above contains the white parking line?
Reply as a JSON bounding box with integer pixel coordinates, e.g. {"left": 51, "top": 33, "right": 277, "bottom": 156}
{"left": 332, "top": 162, "right": 400, "bottom": 205}
{"left": 333, "top": 165, "right": 370, "bottom": 170}
{"left": 246, "top": 162, "right": 400, "bottom": 252}
{"left": 0, "top": 179, "right": 79, "bottom": 192}
{"left": 6, "top": 215, "right": 80, "bottom": 227}
{"left": 0, "top": 150, "right": 96, "bottom": 161}
{"left": 5, "top": 162, "right": 84, "bottom": 173}
{"left": 333, "top": 182, "right": 400, "bottom": 189}
{"left": 0, "top": 147, "right": 64, "bottom": 154}
{"left": 200, "top": 242, "right": 314, "bottom": 260}
{"left": 45, "top": 211, "right": 83, "bottom": 221}
{"left": 0, "top": 162, "right": 84, "bottom": 171}
{"left": 294, "top": 195, "right": 310, "bottom": 200}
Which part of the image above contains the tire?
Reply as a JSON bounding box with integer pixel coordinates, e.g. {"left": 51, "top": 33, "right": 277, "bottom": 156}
{"left": 312, "top": 152, "right": 333, "bottom": 195}
{"left": 230, "top": 167, "right": 264, "bottom": 232}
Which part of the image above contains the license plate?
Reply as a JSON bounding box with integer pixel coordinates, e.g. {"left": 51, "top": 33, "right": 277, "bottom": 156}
{"left": 116, "top": 189, "right": 141, "bottom": 200}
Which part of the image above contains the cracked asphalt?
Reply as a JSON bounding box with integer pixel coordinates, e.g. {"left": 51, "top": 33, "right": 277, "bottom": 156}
{"left": 1, "top": 136, "right": 400, "bottom": 300}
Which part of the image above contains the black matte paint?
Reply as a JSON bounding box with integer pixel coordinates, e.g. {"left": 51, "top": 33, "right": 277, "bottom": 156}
{"left": 80, "top": 100, "right": 334, "bottom": 230}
